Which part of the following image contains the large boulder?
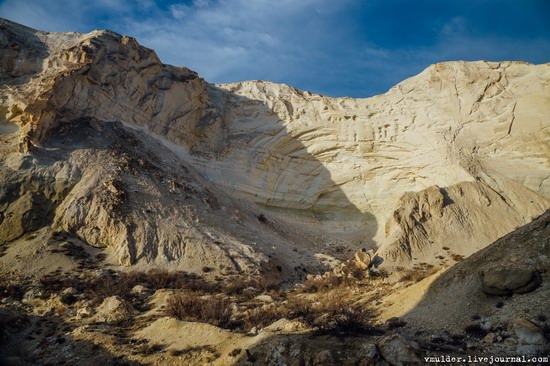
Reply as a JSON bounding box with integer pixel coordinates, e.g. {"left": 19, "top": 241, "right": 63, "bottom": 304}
{"left": 378, "top": 333, "right": 421, "bottom": 366}
{"left": 481, "top": 268, "right": 541, "bottom": 295}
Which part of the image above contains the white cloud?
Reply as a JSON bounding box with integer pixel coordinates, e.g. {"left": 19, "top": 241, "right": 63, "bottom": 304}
{"left": 169, "top": 4, "right": 189, "bottom": 20}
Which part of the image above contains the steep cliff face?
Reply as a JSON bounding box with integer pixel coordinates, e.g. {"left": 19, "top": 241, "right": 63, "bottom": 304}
{"left": 209, "top": 62, "right": 550, "bottom": 240}
{"left": 0, "top": 18, "right": 219, "bottom": 153}
{"left": 1, "top": 18, "right": 549, "bottom": 271}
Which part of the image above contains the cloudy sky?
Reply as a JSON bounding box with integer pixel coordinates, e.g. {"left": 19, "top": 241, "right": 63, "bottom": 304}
{"left": 1, "top": 0, "right": 549, "bottom": 97}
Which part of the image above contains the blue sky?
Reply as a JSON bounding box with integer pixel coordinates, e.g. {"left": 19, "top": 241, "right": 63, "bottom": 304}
{"left": 1, "top": 0, "right": 549, "bottom": 97}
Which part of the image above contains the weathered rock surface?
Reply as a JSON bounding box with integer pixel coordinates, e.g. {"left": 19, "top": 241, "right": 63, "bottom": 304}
{"left": 378, "top": 333, "right": 421, "bottom": 366}
{"left": 514, "top": 319, "right": 546, "bottom": 346}
{"left": 481, "top": 269, "right": 541, "bottom": 295}
{"left": 376, "top": 180, "right": 549, "bottom": 269}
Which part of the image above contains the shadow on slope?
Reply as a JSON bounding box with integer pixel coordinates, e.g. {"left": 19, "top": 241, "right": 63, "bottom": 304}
{"left": 401, "top": 209, "right": 550, "bottom": 334}
{"left": 0, "top": 307, "right": 144, "bottom": 366}
{"left": 0, "top": 18, "right": 47, "bottom": 85}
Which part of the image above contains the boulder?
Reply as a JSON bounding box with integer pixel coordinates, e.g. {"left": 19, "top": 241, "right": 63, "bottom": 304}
{"left": 378, "top": 333, "right": 421, "bottom": 366}
{"left": 481, "top": 269, "right": 541, "bottom": 295}
{"left": 355, "top": 250, "right": 373, "bottom": 270}
{"left": 254, "top": 294, "right": 274, "bottom": 303}
{"left": 362, "top": 342, "right": 380, "bottom": 360}
{"left": 513, "top": 319, "right": 546, "bottom": 345}
{"left": 131, "top": 285, "right": 150, "bottom": 295}
{"left": 312, "top": 350, "right": 333, "bottom": 365}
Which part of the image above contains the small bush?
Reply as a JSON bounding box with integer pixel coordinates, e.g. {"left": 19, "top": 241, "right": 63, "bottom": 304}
{"left": 169, "top": 345, "right": 220, "bottom": 361}
{"left": 225, "top": 276, "right": 279, "bottom": 297}
{"left": 40, "top": 273, "right": 82, "bottom": 294}
{"left": 85, "top": 270, "right": 221, "bottom": 304}
{"left": 451, "top": 254, "right": 464, "bottom": 261}
{"left": 87, "top": 274, "right": 132, "bottom": 303}
{"left": 0, "top": 275, "right": 26, "bottom": 300}
{"left": 166, "top": 293, "right": 233, "bottom": 329}
{"left": 241, "top": 306, "right": 288, "bottom": 330}
{"left": 301, "top": 274, "right": 343, "bottom": 293}
{"left": 316, "top": 303, "right": 381, "bottom": 335}
{"left": 228, "top": 348, "right": 242, "bottom": 357}
{"left": 386, "top": 317, "right": 407, "bottom": 329}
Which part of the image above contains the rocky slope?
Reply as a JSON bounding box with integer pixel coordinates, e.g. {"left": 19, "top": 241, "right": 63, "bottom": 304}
{"left": 380, "top": 209, "right": 550, "bottom": 348}
{"left": 0, "top": 19, "right": 327, "bottom": 277}
{"left": 1, "top": 17, "right": 549, "bottom": 273}
{"left": 1, "top": 18, "right": 550, "bottom": 366}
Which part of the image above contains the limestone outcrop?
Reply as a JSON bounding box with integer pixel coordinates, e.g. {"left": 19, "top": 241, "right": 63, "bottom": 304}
{"left": 375, "top": 179, "right": 549, "bottom": 269}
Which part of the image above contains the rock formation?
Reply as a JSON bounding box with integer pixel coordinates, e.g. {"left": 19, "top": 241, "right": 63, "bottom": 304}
{"left": 2, "top": 18, "right": 550, "bottom": 366}
{"left": 1, "top": 18, "right": 549, "bottom": 272}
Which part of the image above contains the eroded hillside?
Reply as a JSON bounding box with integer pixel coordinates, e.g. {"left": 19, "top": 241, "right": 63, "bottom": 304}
{"left": 1, "top": 18, "right": 550, "bottom": 366}
{"left": 2, "top": 18, "right": 549, "bottom": 274}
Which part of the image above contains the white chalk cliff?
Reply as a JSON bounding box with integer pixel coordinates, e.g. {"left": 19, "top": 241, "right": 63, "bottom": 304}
{"left": 1, "top": 18, "right": 549, "bottom": 270}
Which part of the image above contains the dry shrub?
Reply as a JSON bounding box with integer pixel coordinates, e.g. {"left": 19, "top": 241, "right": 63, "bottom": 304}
{"left": 228, "top": 348, "right": 242, "bottom": 357}
{"left": 464, "top": 323, "right": 487, "bottom": 338}
{"left": 386, "top": 317, "right": 407, "bottom": 329}
{"left": 301, "top": 274, "right": 343, "bottom": 293}
{"left": 398, "top": 270, "right": 426, "bottom": 283}
{"left": 313, "top": 297, "right": 381, "bottom": 335}
{"left": 241, "top": 305, "right": 288, "bottom": 330}
{"left": 321, "top": 307, "right": 376, "bottom": 334}
{"left": 39, "top": 272, "right": 82, "bottom": 294}
{"left": 141, "top": 270, "right": 220, "bottom": 293}
{"left": 399, "top": 265, "right": 439, "bottom": 283}
{"left": 451, "top": 254, "right": 465, "bottom": 261}
{"left": 166, "top": 293, "right": 233, "bottom": 329}
{"left": 136, "top": 343, "right": 165, "bottom": 355}
{"left": 87, "top": 274, "right": 133, "bottom": 303}
{"left": 225, "top": 276, "right": 279, "bottom": 297}
{"left": 86, "top": 270, "right": 221, "bottom": 304}
{"left": 238, "top": 294, "right": 380, "bottom": 336}
{"left": 169, "top": 345, "right": 220, "bottom": 362}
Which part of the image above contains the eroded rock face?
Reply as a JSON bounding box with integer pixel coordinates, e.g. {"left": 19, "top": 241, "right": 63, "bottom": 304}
{"left": 375, "top": 180, "right": 550, "bottom": 268}
{"left": 207, "top": 62, "right": 550, "bottom": 242}
{"left": 1, "top": 18, "right": 549, "bottom": 271}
